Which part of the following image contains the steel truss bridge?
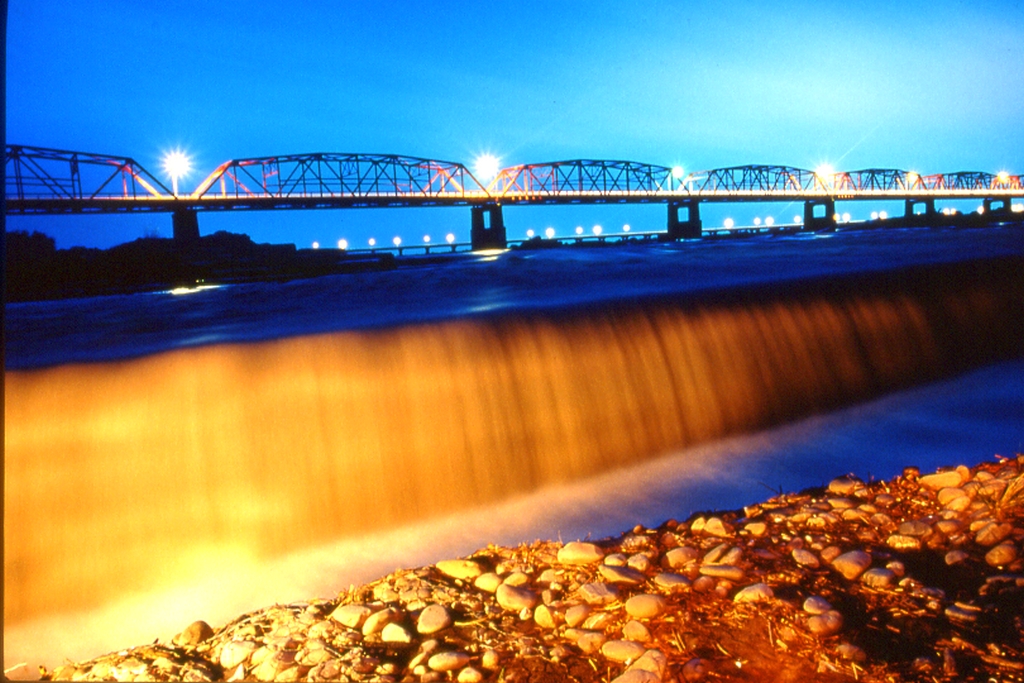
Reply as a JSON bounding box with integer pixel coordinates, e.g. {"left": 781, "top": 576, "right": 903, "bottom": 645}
{"left": 6, "top": 145, "right": 1022, "bottom": 250}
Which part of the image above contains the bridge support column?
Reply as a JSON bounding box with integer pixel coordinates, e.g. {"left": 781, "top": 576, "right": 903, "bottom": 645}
{"left": 983, "top": 197, "right": 1011, "bottom": 216}
{"left": 172, "top": 207, "right": 200, "bottom": 246}
{"left": 904, "top": 198, "right": 937, "bottom": 226}
{"left": 803, "top": 199, "right": 836, "bottom": 231}
{"left": 471, "top": 203, "right": 506, "bottom": 251}
{"left": 666, "top": 200, "right": 702, "bottom": 239}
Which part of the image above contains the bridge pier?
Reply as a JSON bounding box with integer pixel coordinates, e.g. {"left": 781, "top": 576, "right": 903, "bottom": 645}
{"left": 983, "top": 197, "right": 1012, "bottom": 216}
{"left": 666, "top": 200, "right": 702, "bottom": 239}
{"left": 904, "top": 198, "right": 937, "bottom": 226}
{"left": 172, "top": 207, "right": 200, "bottom": 246}
{"left": 471, "top": 203, "right": 506, "bottom": 251}
{"left": 803, "top": 199, "right": 836, "bottom": 231}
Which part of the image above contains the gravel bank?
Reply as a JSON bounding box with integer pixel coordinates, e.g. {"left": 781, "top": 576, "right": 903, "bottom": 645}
{"left": 16, "top": 457, "right": 1024, "bottom": 683}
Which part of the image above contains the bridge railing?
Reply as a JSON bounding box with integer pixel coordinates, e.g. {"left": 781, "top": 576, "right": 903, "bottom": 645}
{"left": 190, "top": 153, "right": 489, "bottom": 201}
{"left": 489, "top": 160, "right": 679, "bottom": 198}
{"left": 5, "top": 145, "right": 172, "bottom": 201}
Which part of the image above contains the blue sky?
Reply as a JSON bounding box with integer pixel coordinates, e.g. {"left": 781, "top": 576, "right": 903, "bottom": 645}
{"left": 7, "top": 0, "right": 1023, "bottom": 248}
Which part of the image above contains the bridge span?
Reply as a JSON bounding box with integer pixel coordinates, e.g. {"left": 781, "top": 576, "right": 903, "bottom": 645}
{"left": 6, "top": 145, "right": 1022, "bottom": 250}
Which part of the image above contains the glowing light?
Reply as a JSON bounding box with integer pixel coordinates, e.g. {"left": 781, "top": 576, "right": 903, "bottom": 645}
{"left": 724, "top": 218, "right": 735, "bottom": 229}
{"left": 906, "top": 171, "right": 920, "bottom": 188}
{"left": 1013, "top": 203, "right": 1023, "bottom": 213}
{"left": 446, "top": 233, "right": 456, "bottom": 243}
{"left": 879, "top": 211, "right": 888, "bottom": 220}
{"left": 368, "top": 238, "right": 376, "bottom": 247}
{"left": 997, "top": 171, "right": 1010, "bottom": 184}
{"left": 338, "top": 239, "right": 348, "bottom": 250}
{"left": 162, "top": 149, "right": 192, "bottom": 196}
{"left": 393, "top": 236, "right": 402, "bottom": 246}
{"left": 592, "top": 225, "right": 602, "bottom": 235}
{"left": 815, "top": 164, "right": 835, "bottom": 188}
{"left": 423, "top": 235, "right": 431, "bottom": 243}
{"left": 871, "top": 211, "right": 879, "bottom": 220}
{"left": 623, "top": 224, "right": 631, "bottom": 232}
{"left": 545, "top": 227, "right": 555, "bottom": 238}
{"left": 526, "top": 229, "right": 535, "bottom": 238}
{"left": 977, "top": 206, "right": 985, "bottom": 215}
{"left": 753, "top": 217, "right": 762, "bottom": 226}
{"left": 575, "top": 226, "right": 584, "bottom": 235}
{"left": 794, "top": 215, "right": 802, "bottom": 224}
{"left": 473, "top": 154, "right": 501, "bottom": 183}
{"left": 833, "top": 213, "right": 841, "bottom": 222}
{"left": 672, "top": 166, "right": 685, "bottom": 179}
{"left": 842, "top": 212, "right": 851, "bottom": 222}
{"left": 765, "top": 216, "right": 774, "bottom": 226}
{"left": 312, "top": 241, "right": 320, "bottom": 249}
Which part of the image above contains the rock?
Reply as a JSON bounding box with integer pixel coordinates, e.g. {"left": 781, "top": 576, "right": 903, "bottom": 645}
{"left": 611, "top": 671, "right": 660, "bottom": 683}
{"left": 583, "top": 611, "right": 615, "bottom": 630}
{"left": 837, "top": 642, "right": 867, "bottom": 662}
{"left": 599, "top": 564, "right": 646, "bottom": 584}
{"left": 920, "top": 470, "right": 964, "bottom": 490}
{"left": 803, "top": 596, "right": 832, "bottom": 614}
{"left": 861, "top": 568, "right": 896, "bottom": 588}
{"left": 558, "top": 541, "right": 605, "bottom": 564}
{"left": 807, "top": 610, "right": 844, "bottom": 636}
{"left": 945, "top": 602, "right": 982, "bottom": 623}
{"left": 381, "top": 622, "right": 412, "bottom": 643}
{"left": 625, "top": 594, "right": 667, "bottom": 618}
{"left": 503, "top": 571, "right": 531, "bottom": 586}
{"left": 664, "top": 546, "right": 699, "bottom": 568}
{"left": 481, "top": 649, "right": 500, "bottom": 670}
{"left": 734, "top": 583, "right": 774, "bottom": 603}
{"left": 792, "top": 548, "right": 820, "bottom": 568}
{"left": 820, "top": 546, "right": 843, "bottom": 563}
{"left": 473, "top": 572, "right": 502, "bottom": 593}
{"left": 579, "top": 582, "right": 619, "bottom": 605}
{"left": 173, "top": 620, "right": 214, "bottom": 647}
{"left": 897, "top": 520, "right": 932, "bottom": 537}
{"left": 362, "top": 608, "right": 398, "bottom": 637}
{"left": 417, "top": 604, "right": 452, "bottom": 635}
{"left": 458, "top": 666, "right": 484, "bottom": 683}
{"left": 886, "top": 534, "right": 922, "bottom": 550}
{"left": 602, "top": 639, "right": 647, "bottom": 663}
{"left": 565, "top": 604, "right": 592, "bottom": 627}
{"left": 828, "top": 476, "right": 860, "bottom": 495}
{"left": 985, "top": 542, "right": 1017, "bottom": 567}
{"left": 653, "top": 572, "right": 691, "bottom": 590}
{"left": 832, "top": 550, "right": 872, "bottom": 580}
{"left": 219, "top": 640, "right": 259, "bottom": 670}
{"left": 428, "top": 651, "right": 471, "bottom": 672}
{"left": 533, "top": 604, "right": 558, "bottom": 629}
{"left": 496, "top": 583, "right": 538, "bottom": 611}
{"left": 330, "top": 604, "right": 372, "bottom": 629}
{"left": 945, "top": 549, "right": 969, "bottom": 565}
{"left": 577, "top": 631, "right": 608, "bottom": 654}
{"left": 744, "top": 520, "right": 768, "bottom": 536}
{"left": 681, "top": 657, "right": 708, "bottom": 681}
{"left": 622, "top": 620, "right": 651, "bottom": 642}
{"left": 605, "top": 553, "right": 629, "bottom": 566}
{"left": 698, "top": 564, "right": 745, "bottom": 581}
{"left": 937, "top": 487, "right": 968, "bottom": 505}
{"left": 628, "top": 648, "right": 667, "bottom": 677}
{"left": 436, "top": 559, "right": 483, "bottom": 581}
{"left": 628, "top": 554, "right": 652, "bottom": 573}
{"left": 703, "top": 517, "right": 733, "bottom": 537}
{"left": 975, "top": 522, "right": 1012, "bottom": 546}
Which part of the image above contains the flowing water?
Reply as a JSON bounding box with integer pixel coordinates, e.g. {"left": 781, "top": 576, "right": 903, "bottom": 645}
{"left": 4, "top": 225, "right": 1023, "bottom": 671}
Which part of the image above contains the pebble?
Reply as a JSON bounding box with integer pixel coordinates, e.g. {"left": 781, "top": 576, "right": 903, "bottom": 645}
{"left": 625, "top": 594, "right": 667, "bottom": 618}
{"left": 919, "top": 470, "right": 964, "bottom": 490}
{"left": 496, "top": 583, "right": 538, "bottom": 611}
{"left": 533, "top": 604, "right": 558, "bottom": 629}
{"left": 807, "top": 610, "right": 844, "bottom": 636}
{"left": 697, "top": 564, "right": 745, "bottom": 581}
{"left": 565, "top": 604, "right": 592, "bottom": 627}
{"left": 602, "top": 639, "right": 647, "bottom": 663}
{"left": 172, "top": 620, "right": 214, "bottom": 647}
{"left": 599, "top": 564, "right": 646, "bottom": 584}
{"left": 975, "top": 522, "right": 1012, "bottom": 546}
{"left": 945, "top": 549, "right": 969, "bottom": 565}
{"left": 832, "top": 550, "right": 872, "bottom": 580}
{"left": 837, "top": 642, "right": 867, "bottom": 662}
{"left": 897, "top": 520, "right": 932, "bottom": 537}
{"left": 362, "top": 607, "right": 398, "bottom": 637}
{"left": 576, "top": 631, "right": 608, "bottom": 654}
{"left": 791, "top": 548, "right": 820, "bottom": 568}
{"left": 436, "top": 559, "right": 483, "bottom": 581}
{"left": 558, "top": 541, "right": 605, "bottom": 564}
{"left": 473, "top": 572, "right": 502, "bottom": 593}
{"left": 622, "top": 620, "right": 651, "bottom": 642}
{"left": 803, "top": 596, "right": 832, "bottom": 614}
{"left": 664, "top": 546, "right": 698, "bottom": 568}
{"left": 744, "top": 520, "right": 768, "bottom": 536}
{"left": 428, "top": 651, "right": 471, "bottom": 672}
{"left": 381, "top": 622, "right": 413, "bottom": 643}
{"left": 611, "top": 670, "right": 660, "bottom": 683}
{"left": 887, "top": 533, "right": 922, "bottom": 550}
{"left": 985, "top": 542, "right": 1017, "bottom": 567}
{"left": 681, "top": 657, "right": 708, "bottom": 681}
{"left": 579, "top": 582, "right": 619, "bottom": 604}
{"left": 861, "top": 567, "right": 896, "bottom": 588}
{"left": 219, "top": 640, "right": 258, "bottom": 670}
{"left": 330, "top": 604, "right": 372, "bottom": 629}
{"left": 417, "top": 604, "right": 452, "bottom": 635}
{"left": 937, "top": 487, "right": 967, "bottom": 505}
{"left": 628, "top": 648, "right": 667, "bottom": 677}
{"left": 828, "top": 476, "right": 860, "bottom": 495}
{"left": 733, "top": 582, "right": 774, "bottom": 603}
{"left": 653, "top": 572, "right": 691, "bottom": 590}
{"left": 458, "top": 666, "right": 484, "bottom": 683}
{"left": 702, "top": 517, "right": 733, "bottom": 537}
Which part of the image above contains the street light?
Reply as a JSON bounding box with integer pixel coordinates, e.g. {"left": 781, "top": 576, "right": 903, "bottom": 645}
{"left": 162, "top": 149, "right": 191, "bottom": 197}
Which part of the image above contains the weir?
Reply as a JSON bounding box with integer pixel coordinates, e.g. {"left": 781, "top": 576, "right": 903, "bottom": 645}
{"left": 4, "top": 257, "right": 1023, "bottom": 622}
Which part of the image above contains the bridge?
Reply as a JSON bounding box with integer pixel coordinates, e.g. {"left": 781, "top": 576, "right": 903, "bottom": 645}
{"left": 5, "top": 145, "right": 1022, "bottom": 250}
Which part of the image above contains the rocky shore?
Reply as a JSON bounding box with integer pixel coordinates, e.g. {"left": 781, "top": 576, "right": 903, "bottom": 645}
{"left": 17, "top": 457, "right": 1024, "bottom": 683}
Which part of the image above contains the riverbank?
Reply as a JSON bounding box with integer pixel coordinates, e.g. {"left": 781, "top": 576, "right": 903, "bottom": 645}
{"left": 13, "top": 456, "right": 1022, "bottom": 683}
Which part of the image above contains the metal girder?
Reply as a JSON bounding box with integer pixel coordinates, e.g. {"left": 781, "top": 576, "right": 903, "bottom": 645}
{"left": 688, "top": 165, "right": 814, "bottom": 193}
{"left": 4, "top": 145, "right": 171, "bottom": 201}
{"left": 191, "top": 153, "right": 487, "bottom": 201}
{"left": 490, "top": 160, "right": 678, "bottom": 197}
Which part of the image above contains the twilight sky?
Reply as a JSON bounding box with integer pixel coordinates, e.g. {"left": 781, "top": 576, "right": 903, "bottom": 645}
{"left": 6, "top": 0, "right": 1023, "bottom": 248}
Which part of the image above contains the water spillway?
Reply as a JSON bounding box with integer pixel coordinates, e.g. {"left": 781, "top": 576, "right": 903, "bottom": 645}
{"left": 4, "top": 256, "right": 1023, "bottom": 622}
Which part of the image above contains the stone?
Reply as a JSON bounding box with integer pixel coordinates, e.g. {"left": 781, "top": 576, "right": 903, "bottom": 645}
{"left": 173, "top": 620, "right": 214, "bottom": 647}
{"left": 832, "top": 550, "right": 872, "bottom": 580}
{"left": 945, "top": 602, "right": 982, "bottom": 623}
{"left": 628, "top": 648, "right": 667, "bottom": 677}
{"left": 653, "top": 572, "right": 691, "bottom": 590}
{"left": 628, "top": 554, "right": 652, "bottom": 573}
{"left": 579, "top": 582, "right": 619, "bottom": 605}
{"left": 945, "top": 549, "right": 969, "bottom": 565}
{"left": 436, "top": 559, "right": 483, "bottom": 581}
{"left": 611, "top": 671, "right": 660, "bottom": 683}
{"left": 503, "top": 571, "right": 531, "bottom": 586}
{"left": 897, "top": 520, "right": 932, "bottom": 537}
{"left": 985, "top": 542, "right": 1017, "bottom": 567}
{"left": 417, "top": 604, "right": 452, "bottom": 635}
{"left": 792, "top": 548, "right": 820, "bottom": 568}
{"left": 703, "top": 517, "right": 733, "bottom": 537}
{"left": 458, "top": 667, "right": 484, "bottom": 683}
{"left": 919, "top": 470, "right": 964, "bottom": 490}
{"left": 886, "top": 534, "right": 922, "bottom": 550}
{"left": 381, "top": 622, "right": 412, "bottom": 643}
{"left": 820, "top": 546, "right": 842, "bottom": 563}
{"left": 744, "top": 520, "right": 768, "bottom": 536}
{"left": 330, "top": 604, "right": 372, "bottom": 629}
{"left": 975, "top": 522, "right": 1012, "bottom": 546}
{"left": 937, "top": 487, "right": 968, "bottom": 505}
{"left": 664, "top": 546, "right": 699, "bottom": 568}
{"left": 599, "top": 564, "right": 646, "bottom": 584}
{"left": 220, "top": 640, "right": 259, "bottom": 670}
{"left": 625, "top": 594, "right": 667, "bottom": 619}
{"left": 362, "top": 608, "right": 398, "bottom": 637}
{"left": 733, "top": 583, "right": 774, "bottom": 603}
{"left": 473, "top": 572, "right": 502, "bottom": 593}
{"left": 622, "top": 620, "right": 651, "bottom": 642}
{"left": 602, "top": 639, "right": 647, "bottom": 663}
{"left": 565, "top": 604, "right": 592, "bottom": 627}
{"left": 428, "top": 651, "right": 471, "bottom": 672}
{"left": 681, "top": 658, "right": 708, "bottom": 681}
{"left": 828, "top": 476, "right": 860, "bottom": 495}
{"left": 807, "top": 610, "right": 844, "bottom": 636}
{"left": 583, "top": 611, "right": 615, "bottom": 630}
{"left": 803, "top": 596, "right": 832, "bottom": 614}
{"left": 861, "top": 568, "right": 896, "bottom": 588}
{"left": 558, "top": 541, "right": 605, "bottom": 564}
{"left": 577, "top": 631, "right": 608, "bottom": 654}
{"left": 496, "top": 583, "right": 538, "bottom": 611}
{"left": 481, "top": 649, "right": 500, "bottom": 670}
{"left": 944, "top": 495, "right": 972, "bottom": 512}
{"left": 605, "top": 553, "right": 629, "bottom": 566}
{"left": 533, "top": 604, "right": 558, "bottom": 629}
{"left": 697, "top": 564, "right": 745, "bottom": 581}
{"left": 837, "top": 642, "right": 867, "bottom": 662}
